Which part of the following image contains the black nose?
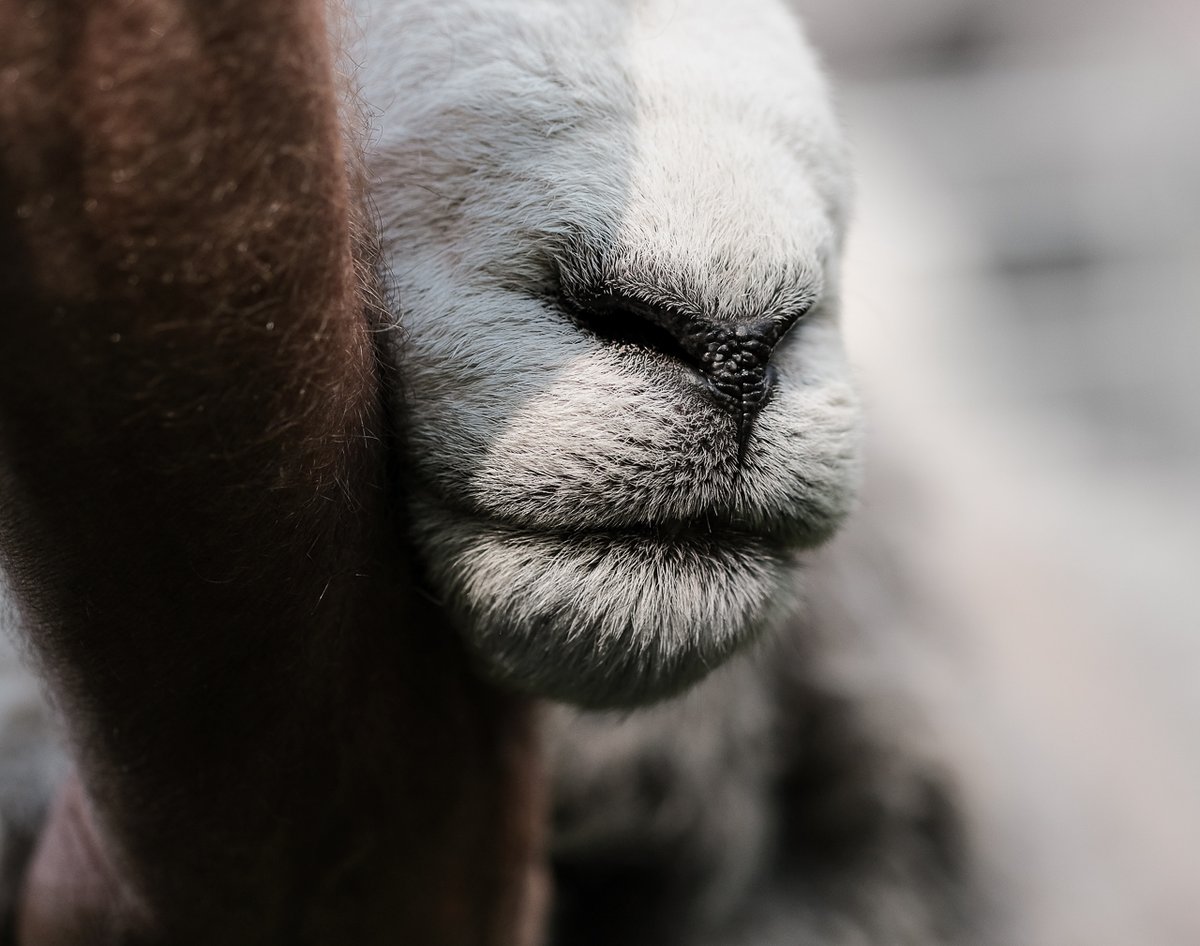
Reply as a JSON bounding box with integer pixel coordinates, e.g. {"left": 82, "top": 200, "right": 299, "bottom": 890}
{"left": 694, "top": 319, "right": 793, "bottom": 429}
{"left": 564, "top": 292, "right": 806, "bottom": 443}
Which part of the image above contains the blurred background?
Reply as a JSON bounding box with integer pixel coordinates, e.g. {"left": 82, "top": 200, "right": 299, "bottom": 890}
{"left": 794, "top": 1, "right": 1199, "bottom": 942}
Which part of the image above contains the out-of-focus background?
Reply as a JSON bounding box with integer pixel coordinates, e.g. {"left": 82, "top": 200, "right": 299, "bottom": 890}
{"left": 795, "top": 1, "right": 1199, "bottom": 942}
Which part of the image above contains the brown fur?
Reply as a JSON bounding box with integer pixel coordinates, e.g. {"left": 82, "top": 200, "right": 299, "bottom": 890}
{"left": 0, "top": 1, "right": 544, "bottom": 943}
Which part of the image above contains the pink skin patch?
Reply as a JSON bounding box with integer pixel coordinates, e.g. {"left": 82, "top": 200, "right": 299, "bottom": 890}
{"left": 18, "top": 774, "right": 152, "bottom": 944}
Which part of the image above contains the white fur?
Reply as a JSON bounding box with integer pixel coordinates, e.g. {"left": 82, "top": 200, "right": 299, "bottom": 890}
{"left": 351, "top": 0, "right": 861, "bottom": 705}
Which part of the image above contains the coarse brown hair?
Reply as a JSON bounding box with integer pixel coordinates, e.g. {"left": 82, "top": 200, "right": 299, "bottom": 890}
{"left": 0, "top": 1, "right": 545, "bottom": 942}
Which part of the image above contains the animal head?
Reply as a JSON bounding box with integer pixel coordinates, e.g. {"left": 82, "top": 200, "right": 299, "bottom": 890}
{"left": 353, "top": 0, "right": 861, "bottom": 706}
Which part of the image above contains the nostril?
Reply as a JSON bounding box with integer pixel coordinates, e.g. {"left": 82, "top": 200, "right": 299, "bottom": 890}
{"left": 561, "top": 293, "right": 704, "bottom": 371}
{"left": 560, "top": 289, "right": 808, "bottom": 430}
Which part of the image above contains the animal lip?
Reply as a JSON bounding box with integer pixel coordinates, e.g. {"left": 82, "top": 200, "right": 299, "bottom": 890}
{"left": 487, "top": 507, "right": 789, "bottom": 549}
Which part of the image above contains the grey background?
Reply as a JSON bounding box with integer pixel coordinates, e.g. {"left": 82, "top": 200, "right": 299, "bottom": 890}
{"left": 797, "top": 1, "right": 1199, "bottom": 940}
